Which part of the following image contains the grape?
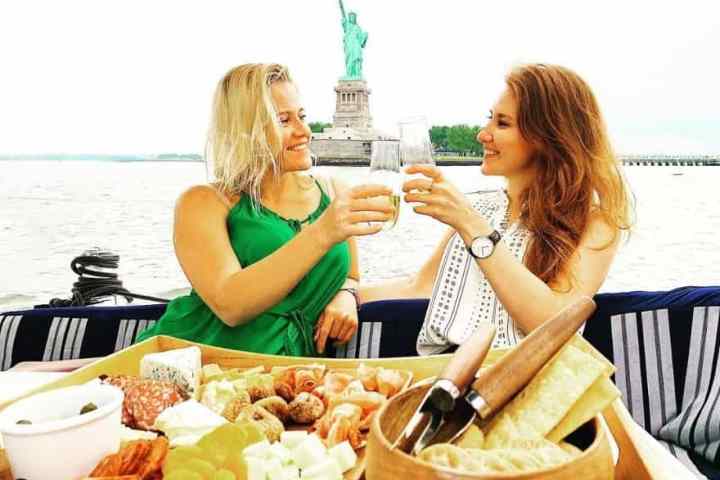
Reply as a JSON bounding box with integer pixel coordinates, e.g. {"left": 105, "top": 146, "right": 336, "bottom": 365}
{"left": 162, "top": 422, "right": 267, "bottom": 479}
{"left": 213, "top": 469, "right": 237, "bottom": 480}
{"left": 185, "top": 458, "right": 216, "bottom": 479}
{"left": 164, "top": 469, "right": 204, "bottom": 480}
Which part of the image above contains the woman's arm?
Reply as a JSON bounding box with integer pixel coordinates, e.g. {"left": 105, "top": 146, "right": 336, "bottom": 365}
{"left": 314, "top": 177, "right": 361, "bottom": 352}
{"left": 403, "top": 165, "right": 620, "bottom": 334}
{"left": 457, "top": 212, "right": 619, "bottom": 333}
{"left": 327, "top": 176, "right": 361, "bottom": 286}
{"left": 174, "top": 184, "right": 392, "bottom": 327}
{"left": 359, "top": 228, "right": 455, "bottom": 303}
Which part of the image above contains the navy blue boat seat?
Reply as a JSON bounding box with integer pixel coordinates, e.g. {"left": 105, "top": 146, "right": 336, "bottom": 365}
{"left": 330, "top": 299, "right": 428, "bottom": 358}
{"left": 0, "top": 304, "right": 166, "bottom": 371}
{"left": 0, "top": 300, "right": 425, "bottom": 370}
{"left": 583, "top": 286, "right": 720, "bottom": 479}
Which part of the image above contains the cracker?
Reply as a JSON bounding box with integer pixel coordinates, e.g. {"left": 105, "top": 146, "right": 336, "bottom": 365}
{"left": 547, "top": 376, "right": 620, "bottom": 442}
{"left": 483, "top": 345, "right": 605, "bottom": 448}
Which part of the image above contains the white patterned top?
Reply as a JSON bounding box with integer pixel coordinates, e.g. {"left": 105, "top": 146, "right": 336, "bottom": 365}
{"left": 417, "top": 190, "right": 532, "bottom": 355}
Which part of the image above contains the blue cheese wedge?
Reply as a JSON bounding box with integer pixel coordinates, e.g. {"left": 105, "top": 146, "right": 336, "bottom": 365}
{"left": 140, "top": 346, "right": 202, "bottom": 398}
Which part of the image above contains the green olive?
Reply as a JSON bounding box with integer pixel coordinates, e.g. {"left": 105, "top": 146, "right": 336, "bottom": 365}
{"left": 79, "top": 402, "right": 98, "bottom": 415}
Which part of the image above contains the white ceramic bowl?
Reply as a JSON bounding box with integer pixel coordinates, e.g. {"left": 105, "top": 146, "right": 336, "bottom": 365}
{"left": 0, "top": 384, "right": 124, "bottom": 480}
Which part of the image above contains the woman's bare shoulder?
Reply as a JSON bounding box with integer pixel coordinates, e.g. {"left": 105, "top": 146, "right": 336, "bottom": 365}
{"left": 177, "top": 184, "right": 237, "bottom": 208}
{"left": 582, "top": 210, "right": 619, "bottom": 250}
{"left": 176, "top": 184, "right": 237, "bottom": 213}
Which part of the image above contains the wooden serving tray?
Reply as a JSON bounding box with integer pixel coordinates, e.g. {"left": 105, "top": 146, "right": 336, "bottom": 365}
{"left": 0, "top": 336, "right": 443, "bottom": 480}
{"left": 0, "top": 336, "right": 684, "bottom": 480}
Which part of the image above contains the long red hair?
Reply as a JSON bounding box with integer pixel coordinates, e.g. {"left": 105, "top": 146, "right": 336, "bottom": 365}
{"left": 505, "top": 64, "right": 633, "bottom": 287}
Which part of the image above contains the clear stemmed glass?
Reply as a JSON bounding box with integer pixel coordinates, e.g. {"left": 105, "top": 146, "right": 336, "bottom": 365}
{"left": 399, "top": 116, "right": 436, "bottom": 199}
{"left": 399, "top": 116, "right": 435, "bottom": 168}
{"left": 369, "top": 140, "right": 401, "bottom": 230}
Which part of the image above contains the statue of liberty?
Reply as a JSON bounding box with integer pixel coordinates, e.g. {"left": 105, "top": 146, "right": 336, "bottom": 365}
{"left": 339, "top": 0, "right": 368, "bottom": 80}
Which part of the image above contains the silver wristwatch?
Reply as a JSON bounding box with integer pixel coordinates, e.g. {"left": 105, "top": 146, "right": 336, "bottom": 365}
{"left": 467, "top": 230, "right": 502, "bottom": 259}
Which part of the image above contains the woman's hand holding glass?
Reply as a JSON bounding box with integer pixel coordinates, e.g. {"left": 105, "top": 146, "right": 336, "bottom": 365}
{"left": 313, "top": 184, "right": 396, "bottom": 247}
{"left": 403, "top": 164, "right": 491, "bottom": 237}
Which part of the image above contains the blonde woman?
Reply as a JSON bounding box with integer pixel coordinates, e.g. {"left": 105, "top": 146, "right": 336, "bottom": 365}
{"left": 137, "top": 64, "right": 394, "bottom": 356}
{"left": 361, "top": 64, "right": 633, "bottom": 354}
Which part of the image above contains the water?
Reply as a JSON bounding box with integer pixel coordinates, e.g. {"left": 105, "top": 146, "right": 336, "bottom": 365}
{"left": 0, "top": 161, "right": 718, "bottom": 311}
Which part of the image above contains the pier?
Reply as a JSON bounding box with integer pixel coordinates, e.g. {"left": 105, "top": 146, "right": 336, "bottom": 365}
{"left": 619, "top": 154, "right": 720, "bottom": 166}
{"left": 316, "top": 154, "right": 720, "bottom": 167}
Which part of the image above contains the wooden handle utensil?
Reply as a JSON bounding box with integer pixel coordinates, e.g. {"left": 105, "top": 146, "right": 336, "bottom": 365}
{"left": 435, "top": 322, "right": 496, "bottom": 405}
{"left": 467, "top": 296, "right": 596, "bottom": 418}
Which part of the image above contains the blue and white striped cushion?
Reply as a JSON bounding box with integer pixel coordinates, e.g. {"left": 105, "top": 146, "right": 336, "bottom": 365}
{"left": 609, "top": 306, "right": 720, "bottom": 479}
{"left": 0, "top": 314, "right": 23, "bottom": 370}
{"left": 114, "top": 319, "right": 158, "bottom": 352}
{"left": 41, "top": 317, "right": 89, "bottom": 362}
{"left": 334, "top": 321, "right": 383, "bottom": 359}
{"left": 0, "top": 307, "right": 162, "bottom": 371}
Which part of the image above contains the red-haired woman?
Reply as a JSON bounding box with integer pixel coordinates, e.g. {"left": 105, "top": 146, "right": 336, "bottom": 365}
{"left": 361, "top": 64, "right": 634, "bottom": 354}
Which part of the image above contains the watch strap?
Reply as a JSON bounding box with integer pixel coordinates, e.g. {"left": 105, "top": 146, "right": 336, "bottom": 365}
{"left": 487, "top": 230, "right": 502, "bottom": 245}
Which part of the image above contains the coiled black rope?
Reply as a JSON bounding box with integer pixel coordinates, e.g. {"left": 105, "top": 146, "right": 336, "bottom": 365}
{"left": 41, "top": 249, "right": 170, "bottom": 307}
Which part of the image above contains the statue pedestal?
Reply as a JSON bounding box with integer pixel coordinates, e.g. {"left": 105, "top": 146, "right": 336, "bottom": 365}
{"left": 332, "top": 79, "right": 372, "bottom": 129}
{"left": 312, "top": 79, "right": 398, "bottom": 165}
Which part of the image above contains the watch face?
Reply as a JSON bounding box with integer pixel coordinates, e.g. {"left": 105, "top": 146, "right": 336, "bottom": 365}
{"left": 471, "top": 237, "right": 494, "bottom": 259}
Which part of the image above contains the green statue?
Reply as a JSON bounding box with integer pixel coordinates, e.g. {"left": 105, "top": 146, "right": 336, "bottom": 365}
{"left": 339, "top": 0, "right": 368, "bottom": 80}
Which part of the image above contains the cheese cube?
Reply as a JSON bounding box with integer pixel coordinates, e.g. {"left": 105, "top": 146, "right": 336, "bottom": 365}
{"left": 281, "top": 430, "right": 308, "bottom": 450}
{"left": 245, "top": 456, "right": 266, "bottom": 480}
{"left": 269, "top": 442, "right": 293, "bottom": 465}
{"left": 265, "top": 457, "right": 284, "bottom": 479}
{"left": 200, "top": 379, "right": 237, "bottom": 414}
{"left": 243, "top": 439, "right": 272, "bottom": 459}
{"left": 140, "top": 346, "right": 202, "bottom": 398}
{"left": 292, "top": 434, "right": 327, "bottom": 469}
{"left": 328, "top": 441, "right": 357, "bottom": 473}
{"left": 202, "top": 363, "right": 223, "bottom": 380}
{"left": 280, "top": 466, "right": 301, "bottom": 480}
{"left": 300, "top": 458, "right": 342, "bottom": 480}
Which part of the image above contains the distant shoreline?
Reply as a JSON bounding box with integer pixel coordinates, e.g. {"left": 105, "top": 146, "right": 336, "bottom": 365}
{"left": 0, "top": 154, "right": 203, "bottom": 162}
{"left": 0, "top": 156, "right": 484, "bottom": 165}
{"left": 1, "top": 155, "right": 718, "bottom": 167}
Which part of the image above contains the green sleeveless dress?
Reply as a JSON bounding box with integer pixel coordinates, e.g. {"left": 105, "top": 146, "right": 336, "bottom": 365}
{"left": 136, "top": 181, "right": 350, "bottom": 357}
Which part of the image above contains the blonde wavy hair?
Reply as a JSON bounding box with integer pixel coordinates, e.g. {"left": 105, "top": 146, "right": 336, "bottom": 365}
{"left": 206, "top": 63, "right": 291, "bottom": 202}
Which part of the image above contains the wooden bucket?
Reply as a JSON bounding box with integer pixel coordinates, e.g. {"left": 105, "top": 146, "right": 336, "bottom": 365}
{"left": 366, "top": 384, "right": 614, "bottom": 480}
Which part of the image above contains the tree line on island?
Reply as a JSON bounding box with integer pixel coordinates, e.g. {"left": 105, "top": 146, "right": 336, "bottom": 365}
{"left": 310, "top": 122, "right": 484, "bottom": 157}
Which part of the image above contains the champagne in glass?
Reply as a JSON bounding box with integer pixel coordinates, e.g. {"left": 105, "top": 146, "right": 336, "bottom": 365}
{"left": 369, "top": 140, "right": 401, "bottom": 230}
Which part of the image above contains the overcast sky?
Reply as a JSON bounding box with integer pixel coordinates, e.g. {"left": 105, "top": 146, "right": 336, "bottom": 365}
{"left": 1, "top": 0, "right": 718, "bottom": 155}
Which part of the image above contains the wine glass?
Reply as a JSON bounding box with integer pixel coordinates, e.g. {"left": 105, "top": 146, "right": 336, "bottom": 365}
{"left": 369, "top": 140, "right": 401, "bottom": 230}
{"left": 399, "top": 116, "right": 435, "bottom": 198}
{"left": 399, "top": 116, "right": 435, "bottom": 167}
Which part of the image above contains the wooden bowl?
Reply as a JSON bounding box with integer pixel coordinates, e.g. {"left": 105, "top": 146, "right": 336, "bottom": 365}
{"left": 367, "top": 383, "right": 614, "bottom": 480}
